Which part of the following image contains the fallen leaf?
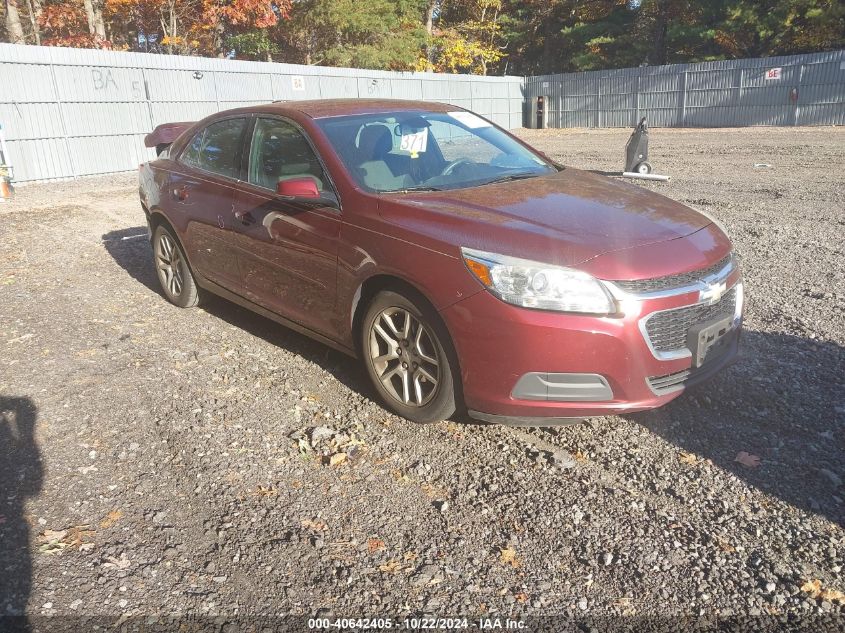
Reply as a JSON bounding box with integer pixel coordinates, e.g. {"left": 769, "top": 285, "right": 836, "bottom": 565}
{"left": 368, "top": 538, "right": 386, "bottom": 553}
{"left": 301, "top": 518, "right": 329, "bottom": 532}
{"left": 515, "top": 592, "right": 529, "bottom": 604}
{"left": 735, "top": 451, "right": 761, "bottom": 468}
{"left": 100, "top": 510, "right": 123, "bottom": 529}
{"left": 328, "top": 453, "right": 347, "bottom": 467}
{"left": 802, "top": 579, "right": 822, "bottom": 595}
{"left": 403, "top": 551, "right": 419, "bottom": 562}
{"left": 37, "top": 526, "right": 94, "bottom": 553}
{"left": 102, "top": 553, "right": 131, "bottom": 570}
{"left": 378, "top": 560, "right": 402, "bottom": 574}
{"left": 39, "top": 542, "right": 67, "bottom": 555}
{"left": 801, "top": 579, "right": 845, "bottom": 604}
{"left": 679, "top": 451, "right": 698, "bottom": 465}
{"left": 499, "top": 547, "right": 521, "bottom": 569}
{"left": 64, "top": 526, "right": 95, "bottom": 549}
{"left": 38, "top": 529, "right": 67, "bottom": 544}
{"left": 821, "top": 588, "right": 845, "bottom": 604}
{"left": 390, "top": 469, "right": 411, "bottom": 484}
{"left": 420, "top": 482, "right": 448, "bottom": 499}
{"left": 251, "top": 485, "right": 278, "bottom": 497}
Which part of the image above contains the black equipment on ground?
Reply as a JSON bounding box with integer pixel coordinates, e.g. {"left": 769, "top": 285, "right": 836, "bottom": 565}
{"left": 625, "top": 117, "right": 652, "bottom": 174}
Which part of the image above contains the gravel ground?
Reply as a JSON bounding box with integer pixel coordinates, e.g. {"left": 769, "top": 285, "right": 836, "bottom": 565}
{"left": 1, "top": 127, "right": 843, "bottom": 628}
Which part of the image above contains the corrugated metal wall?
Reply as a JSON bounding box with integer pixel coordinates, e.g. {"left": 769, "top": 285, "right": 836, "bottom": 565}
{"left": 525, "top": 50, "right": 845, "bottom": 129}
{"left": 0, "top": 43, "right": 525, "bottom": 182}
{"left": 3, "top": 44, "right": 843, "bottom": 182}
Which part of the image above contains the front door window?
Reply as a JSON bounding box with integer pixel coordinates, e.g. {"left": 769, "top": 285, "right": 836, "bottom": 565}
{"left": 248, "top": 118, "right": 327, "bottom": 192}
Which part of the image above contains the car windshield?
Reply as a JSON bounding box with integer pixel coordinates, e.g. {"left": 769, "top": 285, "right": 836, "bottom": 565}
{"left": 316, "top": 110, "right": 557, "bottom": 193}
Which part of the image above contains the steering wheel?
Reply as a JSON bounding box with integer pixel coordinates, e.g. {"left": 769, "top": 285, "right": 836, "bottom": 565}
{"left": 440, "top": 158, "right": 473, "bottom": 176}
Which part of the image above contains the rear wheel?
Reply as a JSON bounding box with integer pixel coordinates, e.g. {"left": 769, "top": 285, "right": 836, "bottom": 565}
{"left": 153, "top": 224, "right": 199, "bottom": 308}
{"left": 362, "top": 290, "right": 457, "bottom": 424}
{"left": 636, "top": 161, "right": 652, "bottom": 174}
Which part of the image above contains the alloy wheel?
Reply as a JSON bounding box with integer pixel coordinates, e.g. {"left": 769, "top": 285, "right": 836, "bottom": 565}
{"left": 156, "top": 232, "right": 184, "bottom": 298}
{"left": 368, "top": 307, "right": 441, "bottom": 407}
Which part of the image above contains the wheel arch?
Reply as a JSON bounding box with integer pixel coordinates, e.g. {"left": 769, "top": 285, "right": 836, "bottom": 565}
{"left": 351, "top": 273, "right": 464, "bottom": 405}
{"left": 147, "top": 210, "right": 200, "bottom": 277}
{"left": 147, "top": 209, "right": 175, "bottom": 235}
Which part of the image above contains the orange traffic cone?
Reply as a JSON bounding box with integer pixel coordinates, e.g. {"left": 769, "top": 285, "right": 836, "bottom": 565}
{"left": 0, "top": 177, "right": 12, "bottom": 202}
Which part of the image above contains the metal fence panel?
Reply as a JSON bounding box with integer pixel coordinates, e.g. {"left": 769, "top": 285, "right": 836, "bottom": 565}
{"left": 0, "top": 43, "right": 524, "bottom": 182}
{"left": 526, "top": 50, "right": 845, "bottom": 129}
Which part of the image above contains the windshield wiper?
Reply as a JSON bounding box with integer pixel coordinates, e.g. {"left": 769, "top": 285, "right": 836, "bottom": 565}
{"left": 480, "top": 172, "right": 539, "bottom": 186}
{"left": 383, "top": 185, "right": 443, "bottom": 193}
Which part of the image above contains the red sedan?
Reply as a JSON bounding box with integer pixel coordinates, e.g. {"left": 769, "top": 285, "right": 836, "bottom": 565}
{"left": 139, "top": 99, "right": 743, "bottom": 425}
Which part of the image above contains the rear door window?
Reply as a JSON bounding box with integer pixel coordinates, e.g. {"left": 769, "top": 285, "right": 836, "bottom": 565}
{"left": 179, "top": 118, "right": 247, "bottom": 179}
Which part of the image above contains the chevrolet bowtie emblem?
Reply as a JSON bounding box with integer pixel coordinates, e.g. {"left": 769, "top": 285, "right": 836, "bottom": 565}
{"left": 700, "top": 280, "right": 727, "bottom": 305}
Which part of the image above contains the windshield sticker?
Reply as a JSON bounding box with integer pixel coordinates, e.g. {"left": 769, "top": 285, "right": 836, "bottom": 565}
{"left": 448, "top": 111, "right": 492, "bottom": 129}
{"left": 399, "top": 128, "right": 428, "bottom": 158}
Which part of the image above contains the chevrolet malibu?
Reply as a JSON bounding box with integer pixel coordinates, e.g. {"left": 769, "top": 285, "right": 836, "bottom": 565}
{"left": 139, "top": 99, "right": 743, "bottom": 425}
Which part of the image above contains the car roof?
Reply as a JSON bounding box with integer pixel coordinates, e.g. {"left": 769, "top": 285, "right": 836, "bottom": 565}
{"left": 264, "top": 99, "right": 458, "bottom": 119}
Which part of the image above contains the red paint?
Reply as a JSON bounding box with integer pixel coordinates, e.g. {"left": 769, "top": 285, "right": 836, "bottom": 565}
{"left": 277, "top": 177, "right": 320, "bottom": 198}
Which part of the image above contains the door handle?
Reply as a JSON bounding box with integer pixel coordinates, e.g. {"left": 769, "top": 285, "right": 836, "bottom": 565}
{"left": 171, "top": 185, "right": 189, "bottom": 201}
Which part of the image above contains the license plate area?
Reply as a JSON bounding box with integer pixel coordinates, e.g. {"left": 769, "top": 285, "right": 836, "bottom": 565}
{"left": 687, "top": 316, "right": 734, "bottom": 368}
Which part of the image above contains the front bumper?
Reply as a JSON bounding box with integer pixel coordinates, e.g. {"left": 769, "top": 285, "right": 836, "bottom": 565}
{"left": 440, "top": 269, "right": 742, "bottom": 423}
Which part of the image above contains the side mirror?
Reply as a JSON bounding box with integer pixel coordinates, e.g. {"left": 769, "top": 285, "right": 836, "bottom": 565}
{"left": 276, "top": 177, "right": 320, "bottom": 199}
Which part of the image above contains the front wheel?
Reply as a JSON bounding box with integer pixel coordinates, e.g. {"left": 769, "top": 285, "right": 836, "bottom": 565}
{"left": 152, "top": 224, "right": 200, "bottom": 308}
{"left": 362, "top": 290, "right": 458, "bottom": 423}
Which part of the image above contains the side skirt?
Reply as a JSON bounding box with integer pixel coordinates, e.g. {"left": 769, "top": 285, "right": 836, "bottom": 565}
{"left": 195, "top": 274, "right": 358, "bottom": 359}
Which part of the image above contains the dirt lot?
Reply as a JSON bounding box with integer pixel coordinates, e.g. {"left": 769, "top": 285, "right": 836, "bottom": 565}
{"left": 1, "top": 127, "right": 844, "bottom": 627}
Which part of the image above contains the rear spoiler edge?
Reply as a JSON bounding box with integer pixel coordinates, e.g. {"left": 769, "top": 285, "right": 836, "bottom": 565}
{"left": 144, "top": 122, "right": 195, "bottom": 154}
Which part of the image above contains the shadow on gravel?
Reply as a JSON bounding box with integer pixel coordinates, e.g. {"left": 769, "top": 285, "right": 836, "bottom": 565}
{"left": 101, "top": 227, "right": 375, "bottom": 402}
{"left": 102, "top": 227, "right": 158, "bottom": 293}
{"left": 0, "top": 396, "right": 43, "bottom": 632}
{"left": 101, "top": 228, "right": 844, "bottom": 524}
{"left": 630, "top": 331, "right": 844, "bottom": 526}
{"left": 102, "top": 227, "right": 484, "bottom": 426}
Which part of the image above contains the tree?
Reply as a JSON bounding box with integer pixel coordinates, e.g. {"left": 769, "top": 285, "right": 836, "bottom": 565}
{"left": 39, "top": 0, "right": 105, "bottom": 46}
{"left": 420, "top": 0, "right": 504, "bottom": 74}
{"left": 4, "top": 0, "right": 844, "bottom": 73}
{"left": 714, "top": 0, "right": 844, "bottom": 58}
{"left": 278, "top": 0, "right": 426, "bottom": 69}
{"left": 4, "top": 0, "right": 27, "bottom": 43}
{"left": 82, "top": 0, "right": 105, "bottom": 40}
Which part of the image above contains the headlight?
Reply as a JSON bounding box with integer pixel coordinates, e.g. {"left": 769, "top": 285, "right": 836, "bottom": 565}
{"left": 461, "top": 247, "right": 616, "bottom": 314}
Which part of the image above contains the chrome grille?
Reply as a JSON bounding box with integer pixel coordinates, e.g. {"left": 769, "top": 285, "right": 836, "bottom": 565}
{"left": 613, "top": 255, "right": 732, "bottom": 295}
{"left": 645, "top": 286, "right": 737, "bottom": 353}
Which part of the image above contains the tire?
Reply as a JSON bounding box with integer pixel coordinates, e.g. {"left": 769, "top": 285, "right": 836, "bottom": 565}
{"left": 152, "top": 224, "right": 200, "bottom": 308}
{"left": 636, "top": 161, "right": 652, "bottom": 174}
{"left": 362, "top": 290, "right": 458, "bottom": 424}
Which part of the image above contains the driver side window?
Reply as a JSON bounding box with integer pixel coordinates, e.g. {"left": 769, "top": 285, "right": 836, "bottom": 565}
{"left": 248, "top": 118, "right": 326, "bottom": 192}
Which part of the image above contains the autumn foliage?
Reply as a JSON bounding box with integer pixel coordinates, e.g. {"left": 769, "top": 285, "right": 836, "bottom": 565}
{"left": 4, "top": 0, "right": 845, "bottom": 74}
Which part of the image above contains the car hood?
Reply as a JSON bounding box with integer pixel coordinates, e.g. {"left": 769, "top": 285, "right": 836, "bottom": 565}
{"left": 384, "top": 168, "right": 713, "bottom": 267}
